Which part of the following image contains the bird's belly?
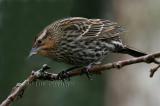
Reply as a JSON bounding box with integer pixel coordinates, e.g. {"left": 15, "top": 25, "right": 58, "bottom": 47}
{"left": 71, "top": 49, "right": 104, "bottom": 65}
{"left": 53, "top": 40, "right": 112, "bottom": 65}
{"left": 55, "top": 49, "right": 106, "bottom": 65}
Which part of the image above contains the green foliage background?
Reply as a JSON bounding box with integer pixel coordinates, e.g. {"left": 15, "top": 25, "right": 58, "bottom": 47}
{"left": 0, "top": 0, "right": 112, "bottom": 106}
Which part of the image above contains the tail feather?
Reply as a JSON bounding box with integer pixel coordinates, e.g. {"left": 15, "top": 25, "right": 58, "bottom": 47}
{"left": 119, "top": 47, "right": 160, "bottom": 64}
{"left": 119, "top": 47, "right": 147, "bottom": 57}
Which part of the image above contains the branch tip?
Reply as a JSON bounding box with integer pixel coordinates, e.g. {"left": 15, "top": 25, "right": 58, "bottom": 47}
{"left": 150, "top": 64, "right": 160, "bottom": 78}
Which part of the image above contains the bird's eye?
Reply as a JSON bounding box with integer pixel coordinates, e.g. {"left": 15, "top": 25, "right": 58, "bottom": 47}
{"left": 37, "top": 40, "right": 42, "bottom": 44}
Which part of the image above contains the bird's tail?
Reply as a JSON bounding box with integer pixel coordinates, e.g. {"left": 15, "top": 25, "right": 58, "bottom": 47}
{"left": 119, "top": 47, "right": 147, "bottom": 57}
{"left": 118, "top": 46, "right": 160, "bottom": 64}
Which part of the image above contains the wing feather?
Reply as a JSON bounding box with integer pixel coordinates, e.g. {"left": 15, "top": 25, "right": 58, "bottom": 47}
{"left": 60, "top": 17, "right": 125, "bottom": 41}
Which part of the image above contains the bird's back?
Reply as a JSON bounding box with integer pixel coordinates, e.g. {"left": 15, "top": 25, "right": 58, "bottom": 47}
{"left": 49, "top": 17, "right": 126, "bottom": 65}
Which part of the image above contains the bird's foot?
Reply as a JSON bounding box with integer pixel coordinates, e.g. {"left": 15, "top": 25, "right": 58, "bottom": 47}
{"left": 81, "top": 65, "right": 93, "bottom": 80}
{"left": 57, "top": 66, "right": 80, "bottom": 81}
{"left": 57, "top": 71, "right": 70, "bottom": 81}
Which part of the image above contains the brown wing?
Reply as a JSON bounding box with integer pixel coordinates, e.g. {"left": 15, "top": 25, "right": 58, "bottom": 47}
{"left": 58, "top": 17, "right": 90, "bottom": 36}
{"left": 85, "top": 19, "right": 125, "bottom": 41}
{"left": 60, "top": 17, "right": 125, "bottom": 41}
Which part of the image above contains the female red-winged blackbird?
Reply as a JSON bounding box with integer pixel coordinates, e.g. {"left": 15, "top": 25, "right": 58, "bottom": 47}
{"left": 29, "top": 17, "right": 148, "bottom": 76}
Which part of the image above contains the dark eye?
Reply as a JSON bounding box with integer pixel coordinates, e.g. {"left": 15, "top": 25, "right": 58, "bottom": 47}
{"left": 37, "top": 40, "right": 42, "bottom": 44}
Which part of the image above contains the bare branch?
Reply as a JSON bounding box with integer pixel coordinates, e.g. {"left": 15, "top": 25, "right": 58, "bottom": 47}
{"left": 1, "top": 52, "right": 160, "bottom": 106}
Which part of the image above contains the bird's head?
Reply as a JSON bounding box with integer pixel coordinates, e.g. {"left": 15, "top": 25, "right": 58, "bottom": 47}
{"left": 29, "top": 29, "right": 58, "bottom": 58}
{"left": 29, "top": 17, "right": 86, "bottom": 58}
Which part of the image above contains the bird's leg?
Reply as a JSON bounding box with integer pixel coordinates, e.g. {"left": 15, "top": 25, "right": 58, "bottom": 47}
{"left": 81, "top": 61, "right": 102, "bottom": 80}
{"left": 57, "top": 66, "right": 81, "bottom": 81}
{"left": 81, "top": 64, "right": 93, "bottom": 80}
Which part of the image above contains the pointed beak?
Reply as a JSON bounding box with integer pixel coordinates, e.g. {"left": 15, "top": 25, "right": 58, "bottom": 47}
{"left": 28, "top": 47, "right": 39, "bottom": 58}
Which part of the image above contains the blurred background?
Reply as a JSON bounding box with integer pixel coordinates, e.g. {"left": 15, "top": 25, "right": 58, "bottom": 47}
{"left": 0, "top": 0, "right": 160, "bottom": 106}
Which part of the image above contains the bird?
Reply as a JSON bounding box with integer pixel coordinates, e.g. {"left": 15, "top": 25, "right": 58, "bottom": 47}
{"left": 29, "top": 17, "right": 153, "bottom": 78}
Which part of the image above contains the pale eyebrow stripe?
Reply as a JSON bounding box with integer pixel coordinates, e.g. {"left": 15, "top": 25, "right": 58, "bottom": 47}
{"left": 38, "top": 29, "right": 47, "bottom": 40}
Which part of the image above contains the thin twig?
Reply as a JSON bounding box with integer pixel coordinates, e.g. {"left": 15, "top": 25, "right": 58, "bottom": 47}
{"left": 1, "top": 52, "right": 160, "bottom": 106}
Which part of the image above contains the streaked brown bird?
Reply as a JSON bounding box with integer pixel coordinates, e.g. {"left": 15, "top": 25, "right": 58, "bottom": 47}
{"left": 29, "top": 17, "right": 148, "bottom": 76}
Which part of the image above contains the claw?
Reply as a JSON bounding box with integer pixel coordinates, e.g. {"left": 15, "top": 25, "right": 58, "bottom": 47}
{"left": 57, "top": 66, "right": 80, "bottom": 81}
{"left": 81, "top": 64, "right": 93, "bottom": 80}
{"left": 57, "top": 71, "right": 70, "bottom": 81}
